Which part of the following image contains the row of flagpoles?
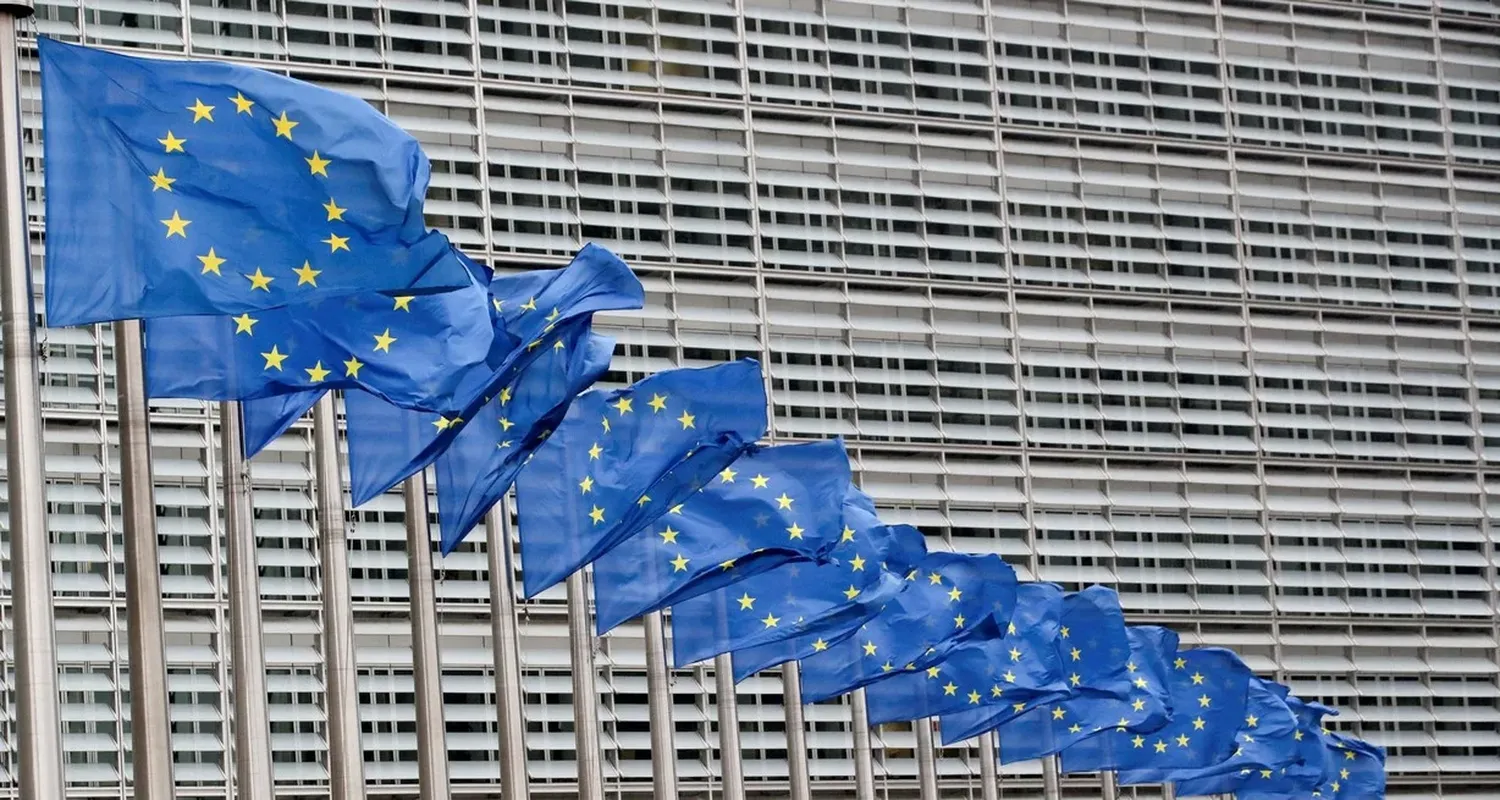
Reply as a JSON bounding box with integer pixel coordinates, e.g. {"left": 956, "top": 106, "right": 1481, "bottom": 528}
{"left": 0, "top": 18, "right": 1383, "bottom": 800}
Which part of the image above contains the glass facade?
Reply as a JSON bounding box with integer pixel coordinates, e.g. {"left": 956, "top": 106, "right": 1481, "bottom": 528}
{"left": 3, "top": 0, "right": 1499, "bottom": 796}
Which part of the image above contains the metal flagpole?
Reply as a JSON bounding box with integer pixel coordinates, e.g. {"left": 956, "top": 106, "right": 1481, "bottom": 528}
{"left": 1161, "top": 781, "right": 1177, "bottom": 800}
{"left": 849, "top": 689, "right": 877, "bottom": 800}
{"left": 1042, "top": 754, "right": 1063, "bottom": 800}
{"left": 712, "top": 654, "right": 745, "bottom": 800}
{"left": 484, "top": 502, "right": 529, "bottom": 800}
{"left": 312, "top": 394, "right": 367, "bottom": 799}
{"left": 914, "top": 718, "right": 940, "bottom": 800}
{"left": 780, "top": 662, "right": 812, "bottom": 800}
{"left": 0, "top": 6, "right": 65, "bottom": 797}
{"left": 402, "top": 472, "right": 451, "bottom": 799}
{"left": 976, "top": 732, "right": 999, "bottom": 800}
{"left": 643, "top": 611, "right": 679, "bottom": 798}
{"left": 565, "top": 570, "right": 605, "bottom": 800}
{"left": 114, "top": 320, "right": 175, "bottom": 799}
{"left": 219, "top": 402, "right": 274, "bottom": 800}
{"left": 1100, "top": 770, "right": 1119, "bottom": 800}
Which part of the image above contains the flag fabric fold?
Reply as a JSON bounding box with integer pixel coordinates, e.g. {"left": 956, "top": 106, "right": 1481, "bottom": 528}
{"left": 39, "top": 36, "right": 470, "bottom": 325}
{"left": 1125, "top": 676, "right": 1300, "bottom": 786}
{"left": 1191, "top": 695, "right": 1337, "bottom": 799}
{"left": 1313, "top": 733, "right": 1386, "bottom": 798}
{"left": 514, "top": 359, "right": 768, "bottom": 597}
{"left": 590, "top": 440, "right": 852, "bottom": 635}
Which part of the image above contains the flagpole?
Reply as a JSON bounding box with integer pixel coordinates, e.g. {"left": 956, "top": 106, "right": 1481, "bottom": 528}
{"left": 712, "top": 653, "right": 745, "bottom": 800}
{"left": 565, "top": 569, "right": 606, "bottom": 800}
{"left": 976, "top": 732, "right": 999, "bottom": 800}
{"left": 219, "top": 402, "right": 274, "bottom": 800}
{"left": 849, "top": 688, "right": 877, "bottom": 800}
{"left": 914, "top": 718, "right": 940, "bottom": 800}
{"left": 114, "top": 321, "right": 175, "bottom": 799}
{"left": 402, "top": 472, "right": 451, "bottom": 799}
{"left": 780, "top": 662, "right": 813, "bottom": 800}
{"left": 0, "top": 7, "right": 65, "bottom": 797}
{"left": 485, "top": 502, "right": 529, "bottom": 800}
{"left": 1041, "top": 754, "right": 1062, "bottom": 800}
{"left": 312, "top": 394, "right": 367, "bottom": 799}
{"left": 1161, "top": 781, "right": 1177, "bottom": 800}
{"left": 644, "top": 611, "right": 679, "bottom": 798}
{"left": 1100, "top": 770, "right": 1119, "bottom": 800}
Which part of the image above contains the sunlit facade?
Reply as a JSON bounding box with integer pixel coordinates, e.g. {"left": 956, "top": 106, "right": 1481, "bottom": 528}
{"left": 4, "top": 0, "right": 1500, "bottom": 797}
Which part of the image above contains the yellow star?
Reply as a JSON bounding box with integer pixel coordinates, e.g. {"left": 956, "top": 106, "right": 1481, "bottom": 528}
{"left": 1132, "top": 735, "right": 1145, "bottom": 749}
{"left": 343, "top": 356, "right": 363, "bottom": 378}
{"left": 159, "top": 131, "right": 186, "bottom": 152}
{"left": 720, "top": 558, "right": 737, "bottom": 571}
{"left": 1344, "top": 750, "right": 1355, "bottom": 761}
{"left": 812, "top": 639, "right": 828, "bottom": 652}
{"left": 1340, "top": 768, "right": 1350, "bottom": 778}
{"left": 862, "top": 641, "right": 877, "bottom": 657}
{"left": 1191, "top": 672, "right": 1204, "bottom": 685}
{"left": 737, "top": 593, "right": 754, "bottom": 610}
{"left": 840, "top": 526, "right": 856, "bottom": 542}
{"left": 499, "top": 387, "right": 512, "bottom": 405}
{"left": 245, "top": 268, "right": 273, "bottom": 291}
{"left": 197, "top": 248, "right": 225, "bottom": 275}
{"left": 1060, "top": 626, "right": 1070, "bottom": 638}
{"left": 305, "top": 150, "right": 331, "bottom": 176}
{"left": 1175, "top": 734, "right": 1190, "bottom": 748}
{"left": 637, "top": 495, "right": 651, "bottom": 507}
{"left": 1154, "top": 740, "right": 1168, "bottom": 754}
{"left": 601, "top": 417, "right": 612, "bottom": 433}
{"left": 545, "top": 306, "right": 561, "bottom": 322}
{"left": 293, "top": 261, "right": 321, "bottom": 287}
{"left": 1132, "top": 699, "right": 1146, "bottom": 712}
{"left": 160, "top": 210, "right": 191, "bottom": 238}
{"left": 229, "top": 92, "right": 254, "bottom": 114}
{"left": 149, "top": 168, "right": 175, "bottom": 192}
{"left": 991, "top": 685, "right": 1003, "bottom": 698}
{"left": 1198, "top": 694, "right": 1211, "bottom": 708}
{"left": 677, "top": 410, "right": 695, "bottom": 429}
{"left": 323, "top": 198, "right": 346, "bottom": 221}
{"left": 719, "top": 467, "right": 737, "bottom": 483}
{"left": 775, "top": 493, "right": 794, "bottom": 510}
{"left": 1134, "top": 677, "right": 1149, "bottom": 689}
{"left": 954, "top": 614, "right": 966, "bottom": 628}
{"left": 588, "top": 506, "right": 605, "bottom": 525}
{"left": 1070, "top": 673, "right": 1081, "bottom": 686}
{"left": 1126, "top": 661, "right": 1138, "bottom": 673}
{"left": 588, "top": 443, "right": 603, "bottom": 460}
{"left": 1069, "top": 723, "right": 1082, "bottom": 733}
{"left": 881, "top": 662, "right": 894, "bottom": 673}
{"left": 1007, "top": 623, "right": 1017, "bottom": 635}
{"left": 850, "top": 554, "right": 866, "bottom": 571}
{"left": 323, "top": 233, "right": 350, "bottom": 253}
{"left": 499, "top": 417, "right": 515, "bottom": 431}
{"left": 372, "top": 328, "right": 397, "bottom": 353}
{"left": 947, "top": 586, "right": 962, "bottom": 602}
{"left": 750, "top": 473, "right": 770, "bottom": 490}
{"left": 1009, "top": 647, "right": 1022, "bottom": 662}
{"left": 648, "top": 393, "right": 668, "bottom": 412}
{"left": 1294, "top": 730, "right": 1304, "bottom": 741}
{"left": 926, "top": 666, "right": 940, "bottom": 678}
{"left": 520, "top": 296, "right": 538, "bottom": 312}
{"left": 671, "top": 554, "right": 689, "bottom": 572}
{"left": 260, "top": 345, "right": 288, "bottom": 371}
{"left": 305, "top": 361, "right": 330, "bottom": 383}
{"left": 232, "top": 313, "right": 256, "bottom": 334}
{"left": 578, "top": 476, "right": 594, "bottom": 494}
{"left": 648, "top": 527, "right": 677, "bottom": 547}
{"left": 1011, "top": 702, "right": 1026, "bottom": 712}
{"left": 786, "top": 523, "right": 804, "bottom": 539}
{"left": 389, "top": 296, "right": 415, "bottom": 312}
{"left": 1003, "top": 670, "right": 1016, "bottom": 683}
{"left": 928, "top": 572, "right": 943, "bottom": 585}
{"left": 1071, "top": 647, "right": 1083, "bottom": 661}
{"left": 940, "top": 682, "right": 957, "bottom": 696}
{"left": 433, "top": 417, "right": 452, "bottom": 431}
{"left": 272, "top": 111, "right": 298, "bottom": 139}
{"left": 761, "top": 613, "right": 779, "bottom": 628}
{"left": 1246, "top": 714, "right": 1259, "bottom": 728}
{"left": 1260, "top": 770, "right": 1273, "bottom": 779}
{"left": 1052, "top": 707, "right": 1066, "bottom": 720}
{"left": 187, "top": 98, "right": 215, "bottom": 123}
{"left": 613, "top": 397, "right": 633, "bottom": 415}
{"left": 1174, "top": 657, "right": 1187, "bottom": 669}
{"left": 1192, "top": 716, "right": 1205, "bottom": 730}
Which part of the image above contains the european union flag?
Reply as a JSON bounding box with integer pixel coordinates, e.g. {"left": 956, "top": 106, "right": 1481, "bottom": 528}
{"left": 515, "top": 360, "right": 767, "bottom": 597}
{"left": 669, "top": 486, "right": 917, "bottom": 669}
{"left": 434, "top": 323, "right": 615, "bottom": 553}
{"left": 945, "top": 585, "right": 1133, "bottom": 748}
{"left": 39, "top": 37, "right": 470, "bottom": 326}
{"left": 1125, "top": 677, "right": 1298, "bottom": 786}
{"left": 145, "top": 248, "right": 493, "bottom": 409}
{"left": 1313, "top": 734, "right": 1385, "bottom": 799}
{"left": 590, "top": 440, "right": 851, "bottom": 634}
{"left": 1044, "top": 625, "right": 1178, "bottom": 765}
{"left": 1197, "top": 695, "right": 1336, "bottom": 799}
{"left": 864, "top": 582, "right": 1067, "bottom": 727}
{"left": 342, "top": 244, "right": 644, "bottom": 504}
{"left": 1062, "top": 647, "right": 1253, "bottom": 777}
{"left": 795, "top": 550, "right": 1019, "bottom": 705}
{"left": 241, "top": 390, "right": 321, "bottom": 456}
{"left": 721, "top": 519, "right": 929, "bottom": 681}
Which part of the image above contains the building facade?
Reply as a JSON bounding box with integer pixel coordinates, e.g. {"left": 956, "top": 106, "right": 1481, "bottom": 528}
{"left": 4, "top": 0, "right": 1500, "bottom": 797}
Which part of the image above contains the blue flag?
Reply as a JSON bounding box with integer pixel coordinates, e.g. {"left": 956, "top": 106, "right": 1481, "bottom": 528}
{"left": 1039, "top": 625, "right": 1177, "bottom": 764}
{"left": 864, "top": 582, "right": 1067, "bottom": 727}
{"left": 435, "top": 323, "right": 615, "bottom": 553}
{"left": 342, "top": 244, "right": 644, "bottom": 503}
{"left": 722, "top": 520, "right": 929, "bottom": 681}
{"left": 1062, "top": 647, "right": 1253, "bottom": 776}
{"left": 238, "top": 243, "right": 643, "bottom": 463}
{"left": 1126, "top": 677, "right": 1299, "bottom": 786}
{"left": 39, "top": 37, "right": 469, "bottom": 326}
{"left": 944, "top": 585, "right": 1134, "bottom": 748}
{"left": 1313, "top": 734, "right": 1385, "bottom": 798}
{"left": 1197, "top": 695, "right": 1337, "bottom": 799}
{"left": 514, "top": 360, "right": 768, "bottom": 597}
{"left": 145, "top": 248, "right": 493, "bottom": 409}
{"left": 795, "top": 550, "right": 1019, "bottom": 705}
{"left": 591, "top": 440, "right": 852, "bottom": 634}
